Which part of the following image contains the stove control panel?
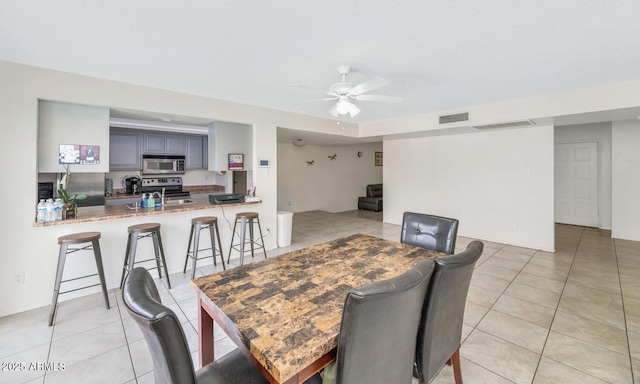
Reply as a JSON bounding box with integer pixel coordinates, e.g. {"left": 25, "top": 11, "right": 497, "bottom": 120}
{"left": 141, "top": 177, "right": 183, "bottom": 187}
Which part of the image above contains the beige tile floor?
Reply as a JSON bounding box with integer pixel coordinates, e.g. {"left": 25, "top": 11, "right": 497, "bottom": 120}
{"left": 1, "top": 210, "right": 639, "bottom": 383}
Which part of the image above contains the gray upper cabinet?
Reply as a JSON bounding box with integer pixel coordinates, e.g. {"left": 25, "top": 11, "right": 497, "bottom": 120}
{"left": 110, "top": 129, "right": 142, "bottom": 170}
{"left": 143, "top": 132, "right": 185, "bottom": 155}
{"left": 185, "top": 135, "right": 204, "bottom": 169}
{"left": 203, "top": 136, "right": 208, "bottom": 169}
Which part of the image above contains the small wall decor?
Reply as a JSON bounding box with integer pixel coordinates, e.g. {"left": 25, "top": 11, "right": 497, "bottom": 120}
{"left": 357, "top": 151, "right": 363, "bottom": 157}
{"left": 228, "top": 153, "right": 244, "bottom": 170}
{"left": 59, "top": 144, "right": 100, "bottom": 165}
{"left": 306, "top": 160, "right": 315, "bottom": 165}
{"left": 328, "top": 154, "right": 337, "bottom": 160}
{"left": 375, "top": 151, "right": 383, "bottom": 166}
{"left": 80, "top": 145, "right": 100, "bottom": 164}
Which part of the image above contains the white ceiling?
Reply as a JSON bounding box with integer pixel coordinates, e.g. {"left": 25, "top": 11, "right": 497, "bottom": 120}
{"left": 2, "top": 1, "right": 640, "bottom": 144}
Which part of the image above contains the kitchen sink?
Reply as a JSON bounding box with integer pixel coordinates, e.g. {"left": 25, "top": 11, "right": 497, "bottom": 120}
{"left": 125, "top": 199, "right": 195, "bottom": 209}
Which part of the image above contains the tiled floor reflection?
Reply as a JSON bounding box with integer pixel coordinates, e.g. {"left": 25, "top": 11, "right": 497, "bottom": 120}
{"left": 1, "top": 211, "right": 638, "bottom": 383}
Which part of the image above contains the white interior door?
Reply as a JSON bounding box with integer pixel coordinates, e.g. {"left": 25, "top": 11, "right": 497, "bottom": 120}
{"left": 555, "top": 142, "right": 598, "bottom": 227}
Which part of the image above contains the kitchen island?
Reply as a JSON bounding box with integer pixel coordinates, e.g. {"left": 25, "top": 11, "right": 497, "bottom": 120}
{"left": 33, "top": 196, "right": 260, "bottom": 227}
{"left": 30, "top": 196, "right": 270, "bottom": 310}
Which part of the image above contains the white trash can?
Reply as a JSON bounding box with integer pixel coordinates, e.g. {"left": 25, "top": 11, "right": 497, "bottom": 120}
{"left": 277, "top": 211, "right": 294, "bottom": 247}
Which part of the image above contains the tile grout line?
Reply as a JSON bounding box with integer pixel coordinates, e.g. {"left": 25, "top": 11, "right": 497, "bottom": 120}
{"left": 615, "top": 237, "right": 635, "bottom": 384}
{"left": 529, "top": 225, "right": 583, "bottom": 383}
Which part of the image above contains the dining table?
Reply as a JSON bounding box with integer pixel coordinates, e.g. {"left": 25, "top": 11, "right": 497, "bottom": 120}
{"left": 191, "top": 233, "right": 445, "bottom": 384}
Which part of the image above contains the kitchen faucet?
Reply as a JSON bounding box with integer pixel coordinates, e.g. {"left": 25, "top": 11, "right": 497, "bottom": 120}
{"left": 161, "top": 187, "right": 165, "bottom": 206}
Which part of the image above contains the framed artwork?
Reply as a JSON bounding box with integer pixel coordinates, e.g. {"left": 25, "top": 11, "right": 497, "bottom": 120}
{"left": 80, "top": 145, "right": 100, "bottom": 165}
{"left": 375, "top": 151, "right": 383, "bottom": 166}
{"left": 228, "top": 153, "right": 244, "bottom": 170}
{"left": 59, "top": 144, "right": 80, "bottom": 164}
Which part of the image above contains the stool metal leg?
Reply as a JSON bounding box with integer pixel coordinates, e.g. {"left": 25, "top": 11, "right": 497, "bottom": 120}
{"left": 248, "top": 218, "right": 255, "bottom": 258}
{"left": 120, "top": 233, "right": 138, "bottom": 289}
{"left": 211, "top": 223, "right": 226, "bottom": 270}
{"left": 154, "top": 230, "right": 171, "bottom": 289}
{"left": 49, "top": 244, "right": 69, "bottom": 326}
{"left": 183, "top": 224, "right": 196, "bottom": 274}
{"left": 190, "top": 223, "right": 202, "bottom": 279}
{"left": 228, "top": 219, "right": 239, "bottom": 263}
{"left": 91, "top": 239, "right": 110, "bottom": 310}
{"left": 239, "top": 216, "right": 248, "bottom": 265}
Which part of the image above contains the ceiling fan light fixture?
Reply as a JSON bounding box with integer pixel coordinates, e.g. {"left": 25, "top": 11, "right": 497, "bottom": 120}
{"left": 336, "top": 97, "right": 351, "bottom": 115}
{"left": 347, "top": 102, "right": 361, "bottom": 117}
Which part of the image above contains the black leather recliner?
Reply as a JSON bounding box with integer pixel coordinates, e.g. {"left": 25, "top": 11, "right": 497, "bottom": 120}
{"left": 122, "top": 267, "right": 268, "bottom": 384}
{"left": 414, "top": 240, "right": 484, "bottom": 384}
{"left": 357, "top": 184, "right": 383, "bottom": 211}
{"left": 401, "top": 212, "right": 460, "bottom": 254}
{"left": 335, "top": 259, "right": 435, "bottom": 384}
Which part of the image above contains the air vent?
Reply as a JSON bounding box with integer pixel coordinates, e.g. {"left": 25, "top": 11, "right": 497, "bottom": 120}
{"left": 439, "top": 112, "right": 469, "bottom": 124}
{"left": 473, "top": 120, "right": 535, "bottom": 130}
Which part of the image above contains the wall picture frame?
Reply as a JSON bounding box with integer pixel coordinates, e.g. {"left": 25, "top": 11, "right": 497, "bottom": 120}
{"left": 228, "top": 153, "right": 244, "bottom": 170}
{"left": 375, "top": 151, "right": 383, "bottom": 166}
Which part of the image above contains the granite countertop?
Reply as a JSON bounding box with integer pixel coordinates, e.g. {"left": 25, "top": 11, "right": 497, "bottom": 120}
{"left": 33, "top": 196, "right": 260, "bottom": 227}
{"left": 192, "top": 234, "right": 444, "bottom": 383}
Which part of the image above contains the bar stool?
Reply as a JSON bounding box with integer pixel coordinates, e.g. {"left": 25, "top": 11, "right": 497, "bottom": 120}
{"left": 183, "top": 216, "right": 226, "bottom": 279}
{"left": 228, "top": 212, "right": 267, "bottom": 265}
{"left": 49, "top": 231, "right": 110, "bottom": 326}
{"left": 119, "top": 223, "right": 171, "bottom": 289}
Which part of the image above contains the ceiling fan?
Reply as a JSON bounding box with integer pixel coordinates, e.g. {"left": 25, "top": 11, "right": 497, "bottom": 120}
{"left": 294, "top": 66, "right": 403, "bottom": 118}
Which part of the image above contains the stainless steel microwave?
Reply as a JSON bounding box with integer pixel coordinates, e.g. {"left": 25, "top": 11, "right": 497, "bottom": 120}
{"left": 142, "top": 155, "right": 186, "bottom": 175}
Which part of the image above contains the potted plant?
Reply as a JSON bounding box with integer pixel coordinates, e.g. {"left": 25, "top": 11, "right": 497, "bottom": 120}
{"left": 57, "top": 188, "right": 87, "bottom": 219}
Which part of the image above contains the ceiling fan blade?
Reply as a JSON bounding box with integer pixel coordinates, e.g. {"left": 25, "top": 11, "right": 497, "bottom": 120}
{"left": 348, "top": 103, "right": 361, "bottom": 117}
{"left": 294, "top": 97, "right": 337, "bottom": 105}
{"left": 348, "top": 77, "right": 389, "bottom": 96}
{"left": 354, "top": 94, "right": 404, "bottom": 103}
{"left": 328, "top": 104, "right": 338, "bottom": 117}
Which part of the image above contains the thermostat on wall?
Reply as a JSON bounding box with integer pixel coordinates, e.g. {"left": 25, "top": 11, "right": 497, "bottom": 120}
{"left": 258, "top": 159, "right": 270, "bottom": 167}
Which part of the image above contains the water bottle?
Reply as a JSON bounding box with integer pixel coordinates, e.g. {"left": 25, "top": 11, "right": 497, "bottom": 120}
{"left": 36, "top": 199, "right": 46, "bottom": 222}
{"left": 45, "top": 199, "right": 54, "bottom": 222}
{"left": 54, "top": 198, "right": 63, "bottom": 221}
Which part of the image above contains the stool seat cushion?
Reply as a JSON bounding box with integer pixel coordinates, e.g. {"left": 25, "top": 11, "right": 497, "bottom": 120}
{"left": 236, "top": 212, "right": 259, "bottom": 219}
{"left": 192, "top": 216, "right": 218, "bottom": 225}
{"left": 58, "top": 231, "right": 101, "bottom": 244}
{"left": 128, "top": 223, "right": 161, "bottom": 233}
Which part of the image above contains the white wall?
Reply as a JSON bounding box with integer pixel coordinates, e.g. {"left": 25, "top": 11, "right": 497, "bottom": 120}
{"left": 554, "top": 122, "right": 612, "bottom": 229}
{"left": 383, "top": 125, "right": 555, "bottom": 251}
{"left": 277, "top": 142, "right": 383, "bottom": 213}
{"left": 612, "top": 119, "right": 640, "bottom": 241}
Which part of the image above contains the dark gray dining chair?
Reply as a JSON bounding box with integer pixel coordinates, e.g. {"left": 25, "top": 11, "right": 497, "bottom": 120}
{"left": 122, "top": 267, "right": 268, "bottom": 384}
{"left": 401, "top": 212, "right": 460, "bottom": 254}
{"left": 335, "top": 259, "right": 435, "bottom": 384}
{"left": 414, "top": 240, "right": 484, "bottom": 384}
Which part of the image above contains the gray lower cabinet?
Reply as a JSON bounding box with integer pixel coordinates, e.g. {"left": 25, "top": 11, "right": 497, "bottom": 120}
{"left": 110, "top": 129, "right": 142, "bottom": 170}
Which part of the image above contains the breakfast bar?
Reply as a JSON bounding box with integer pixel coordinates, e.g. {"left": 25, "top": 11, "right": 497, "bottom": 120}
{"left": 32, "top": 196, "right": 260, "bottom": 227}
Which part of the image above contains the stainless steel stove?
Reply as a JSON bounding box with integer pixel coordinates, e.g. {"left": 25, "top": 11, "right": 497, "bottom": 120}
{"left": 141, "top": 177, "right": 190, "bottom": 197}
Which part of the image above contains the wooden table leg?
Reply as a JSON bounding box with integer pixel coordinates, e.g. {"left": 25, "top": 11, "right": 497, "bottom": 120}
{"left": 198, "top": 297, "right": 215, "bottom": 367}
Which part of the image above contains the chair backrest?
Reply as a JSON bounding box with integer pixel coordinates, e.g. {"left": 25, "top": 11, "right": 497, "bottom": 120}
{"left": 414, "top": 240, "right": 484, "bottom": 383}
{"left": 401, "top": 212, "right": 459, "bottom": 254}
{"left": 122, "top": 268, "right": 196, "bottom": 384}
{"left": 366, "top": 184, "right": 383, "bottom": 198}
{"left": 336, "top": 259, "right": 435, "bottom": 384}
